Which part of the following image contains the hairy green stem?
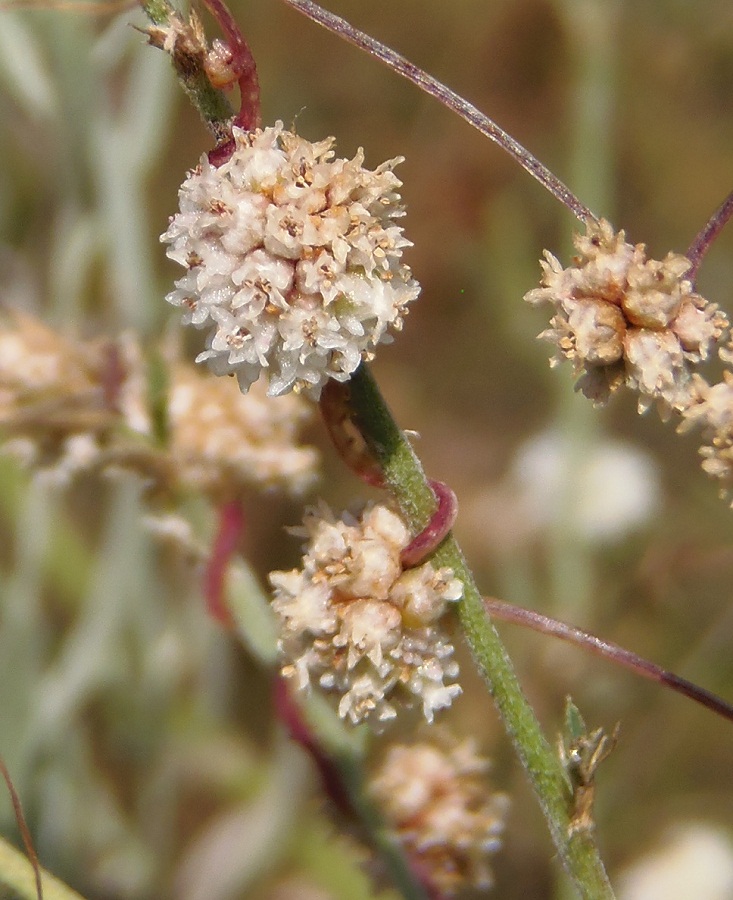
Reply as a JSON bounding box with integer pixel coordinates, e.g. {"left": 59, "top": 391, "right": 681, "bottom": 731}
{"left": 349, "top": 364, "right": 614, "bottom": 899}
{"left": 139, "top": 0, "right": 234, "bottom": 140}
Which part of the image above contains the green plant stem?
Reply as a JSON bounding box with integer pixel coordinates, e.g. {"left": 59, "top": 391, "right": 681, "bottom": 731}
{"left": 139, "top": 0, "right": 234, "bottom": 139}
{"left": 140, "top": 1, "right": 613, "bottom": 891}
{"left": 349, "top": 363, "right": 614, "bottom": 900}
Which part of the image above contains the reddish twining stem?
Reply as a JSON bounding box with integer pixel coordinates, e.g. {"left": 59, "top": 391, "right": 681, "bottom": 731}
{"left": 203, "top": 500, "right": 247, "bottom": 626}
{"left": 485, "top": 597, "right": 733, "bottom": 725}
{"left": 100, "top": 340, "right": 126, "bottom": 413}
{"left": 686, "top": 187, "right": 733, "bottom": 283}
{"left": 320, "top": 381, "right": 457, "bottom": 565}
{"left": 0, "top": 757, "right": 43, "bottom": 900}
{"left": 401, "top": 480, "right": 457, "bottom": 568}
{"left": 281, "top": 0, "right": 595, "bottom": 224}
{"left": 319, "top": 379, "right": 386, "bottom": 487}
{"left": 273, "top": 676, "right": 353, "bottom": 815}
{"left": 200, "top": 0, "right": 261, "bottom": 165}
{"left": 274, "top": 677, "right": 444, "bottom": 900}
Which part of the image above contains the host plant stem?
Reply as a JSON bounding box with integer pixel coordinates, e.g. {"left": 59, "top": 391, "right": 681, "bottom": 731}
{"left": 349, "top": 364, "right": 614, "bottom": 899}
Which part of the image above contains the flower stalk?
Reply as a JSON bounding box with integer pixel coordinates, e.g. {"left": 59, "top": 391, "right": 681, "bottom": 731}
{"left": 274, "top": 679, "right": 438, "bottom": 900}
{"left": 348, "top": 363, "right": 614, "bottom": 898}
{"left": 686, "top": 187, "right": 733, "bottom": 283}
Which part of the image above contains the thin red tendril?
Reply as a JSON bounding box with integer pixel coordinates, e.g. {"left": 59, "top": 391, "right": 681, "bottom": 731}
{"left": 319, "top": 380, "right": 386, "bottom": 487}
{"left": 201, "top": 0, "right": 261, "bottom": 165}
{"left": 281, "top": 0, "right": 594, "bottom": 224}
{"left": 485, "top": 597, "right": 733, "bottom": 725}
{"left": 0, "top": 757, "right": 43, "bottom": 900}
{"left": 273, "top": 676, "right": 353, "bottom": 815}
{"left": 401, "top": 480, "right": 457, "bottom": 568}
{"left": 203, "top": 500, "right": 246, "bottom": 626}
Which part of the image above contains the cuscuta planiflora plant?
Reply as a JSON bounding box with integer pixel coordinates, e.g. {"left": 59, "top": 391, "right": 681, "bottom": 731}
{"left": 1, "top": 1, "right": 733, "bottom": 898}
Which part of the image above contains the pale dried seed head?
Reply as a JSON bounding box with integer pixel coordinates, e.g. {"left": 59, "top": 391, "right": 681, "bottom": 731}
{"left": 370, "top": 739, "right": 509, "bottom": 895}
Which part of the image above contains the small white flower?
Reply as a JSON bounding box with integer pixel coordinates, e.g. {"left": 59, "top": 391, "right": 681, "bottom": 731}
{"left": 167, "top": 363, "right": 319, "bottom": 496}
{"left": 161, "top": 123, "right": 419, "bottom": 398}
{"left": 269, "top": 502, "right": 462, "bottom": 727}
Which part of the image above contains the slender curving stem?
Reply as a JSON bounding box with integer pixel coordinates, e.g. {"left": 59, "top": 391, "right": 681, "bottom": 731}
{"left": 686, "top": 187, "right": 733, "bottom": 283}
{"left": 281, "top": 0, "right": 596, "bottom": 224}
{"left": 484, "top": 598, "right": 733, "bottom": 725}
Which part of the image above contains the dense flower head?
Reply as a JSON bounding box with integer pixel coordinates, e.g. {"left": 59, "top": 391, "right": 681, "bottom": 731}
{"left": 268, "top": 502, "right": 463, "bottom": 727}
{"left": 0, "top": 312, "right": 144, "bottom": 482}
{"left": 161, "top": 123, "right": 419, "bottom": 398}
{"left": 525, "top": 219, "right": 728, "bottom": 413}
{"left": 370, "top": 739, "right": 508, "bottom": 895}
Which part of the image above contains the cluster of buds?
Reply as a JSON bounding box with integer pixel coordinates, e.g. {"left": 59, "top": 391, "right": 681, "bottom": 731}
{"left": 680, "top": 371, "right": 733, "bottom": 497}
{"left": 524, "top": 219, "right": 733, "bottom": 502}
{"left": 525, "top": 219, "right": 728, "bottom": 414}
{"left": 269, "top": 502, "right": 463, "bottom": 726}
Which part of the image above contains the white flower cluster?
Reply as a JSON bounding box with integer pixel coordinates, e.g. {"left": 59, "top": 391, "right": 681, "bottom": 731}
{"left": 525, "top": 219, "right": 728, "bottom": 413}
{"left": 168, "top": 364, "right": 318, "bottom": 496}
{"left": 161, "top": 123, "right": 419, "bottom": 398}
{"left": 0, "top": 313, "right": 142, "bottom": 483}
{"left": 370, "top": 739, "right": 508, "bottom": 895}
{"left": 269, "top": 502, "right": 463, "bottom": 726}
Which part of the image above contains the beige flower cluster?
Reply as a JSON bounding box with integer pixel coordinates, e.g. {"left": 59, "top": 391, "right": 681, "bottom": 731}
{"left": 168, "top": 363, "right": 317, "bottom": 497}
{"left": 0, "top": 313, "right": 143, "bottom": 483}
{"left": 269, "top": 502, "right": 463, "bottom": 726}
{"left": 680, "top": 371, "right": 733, "bottom": 495}
{"left": 525, "top": 219, "right": 728, "bottom": 413}
{"left": 0, "top": 312, "right": 318, "bottom": 496}
{"left": 370, "top": 739, "right": 508, "bottom": 895}
{"left": 161, "top": 123, "right": 419, "bottom": 398}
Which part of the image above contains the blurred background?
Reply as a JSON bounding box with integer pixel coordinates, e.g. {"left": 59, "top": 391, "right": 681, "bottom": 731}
{"left": 1, "top": 0, "right": 733, "bottom": 897}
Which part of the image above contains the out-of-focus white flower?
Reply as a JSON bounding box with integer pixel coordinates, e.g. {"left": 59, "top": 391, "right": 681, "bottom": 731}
{"left": 0, "top": 311, "right": 130, "bottom": 477}
{"left": 618, "top": 823, "right": 733, "bottom": 900}
{"left": 167, "top": 363, "right": 318, "bottom": 496}
{"left": 525, "top": 220, "right": 728, "bottom": 414}
{"left": 161, "top": 123, "right": 419, "bottom": 398}
{"left": 269, "top": 502, "right": 462, "bottom": 727}
{"left": 462, "top": 429, "right": 660, "bottom": 554}
{"left": 512, "top": 430, "right": 661, "bottom": 541}
{"left": 370, "top": 739, "right": 508, "bottom": 895}
{"left": 0, "top": 312, "right": 319, "bottom": 497}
